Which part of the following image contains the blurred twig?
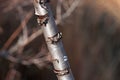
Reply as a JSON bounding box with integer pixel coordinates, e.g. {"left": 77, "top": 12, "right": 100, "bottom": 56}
{"left": 56, "top": 0, "right": 81, "bottom": 24}
{"left": 62, "top": 0, "right": 81, "bottom": 19}
{"left": 2, "top": 11, "right": 33, "bottom": 50}
{"left": 9, "top": 29, "right": 43, "bottom": 53}
{"left": 56, "top": 0, "right": 62, "bottom": 23}
{"left": 2, "top": 0, "right": 33, "bottom": 12}
{"left": 5, "top": 63, "right": 20, "bottom": 80}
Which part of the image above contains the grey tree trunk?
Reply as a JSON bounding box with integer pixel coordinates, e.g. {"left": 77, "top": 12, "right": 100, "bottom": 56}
{"left": 33, "top": 0, "right": 74, "bottom": 80}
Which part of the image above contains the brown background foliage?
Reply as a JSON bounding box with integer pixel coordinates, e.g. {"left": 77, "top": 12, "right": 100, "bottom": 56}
{"left": 0, "top": 0, "right": 120, "bottom": 80}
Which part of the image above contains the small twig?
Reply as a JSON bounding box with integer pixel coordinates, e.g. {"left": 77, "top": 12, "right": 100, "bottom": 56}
{"left": 2, "top": 11, "right": 33, "bottom": 50}
{"left": 62, "top": 0, "right": 80, "bottom": 19}
{"left": 3, "top": 0, "right": 33, "bottom": 12}
{"left": 9, "top": 29, "right": 43, "bottom": 53}
{"left": 5, "top": 69, "right": 17, "bottom": 80}
{"left": 0, "top": 50, "right": 51, "bottom": 66}
{"left": 56, "top": 0, "right": 62, "bottom": 22}
{"left": 22, "top": 29, "right": 43, "bottom": 47}
{"left": 5, "top": 63, "right": 18, "bottom": 80}
{"left": 62, "top": 0, "right": 70, "bottom": 10}
{"left": 56, "top": 0, "right": 81, "bottom": 24}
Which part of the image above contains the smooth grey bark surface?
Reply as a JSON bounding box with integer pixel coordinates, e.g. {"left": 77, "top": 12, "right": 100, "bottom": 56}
{"left": 33, "top": 0, "right": 74, "bottom": 80}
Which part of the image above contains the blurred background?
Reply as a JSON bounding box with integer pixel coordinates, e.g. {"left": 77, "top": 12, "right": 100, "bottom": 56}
{"left": 0, "top": 0, "right": 120, "bottom": 80}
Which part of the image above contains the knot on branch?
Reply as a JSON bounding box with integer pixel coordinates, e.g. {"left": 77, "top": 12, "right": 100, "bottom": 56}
{"left": 47, "top": 32, "right": 62, "bottom": 44}
{"left": 39, "top": 0, "right": 50, "bottom": 4}
{"left": 54, "top": 68, "right": 70, "bottom": 76}
{"left": 37, "top": 13, "right": 49, "bottom": 26}
{"left": 39, "top": 0, "right": 50, "bottom": 11}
